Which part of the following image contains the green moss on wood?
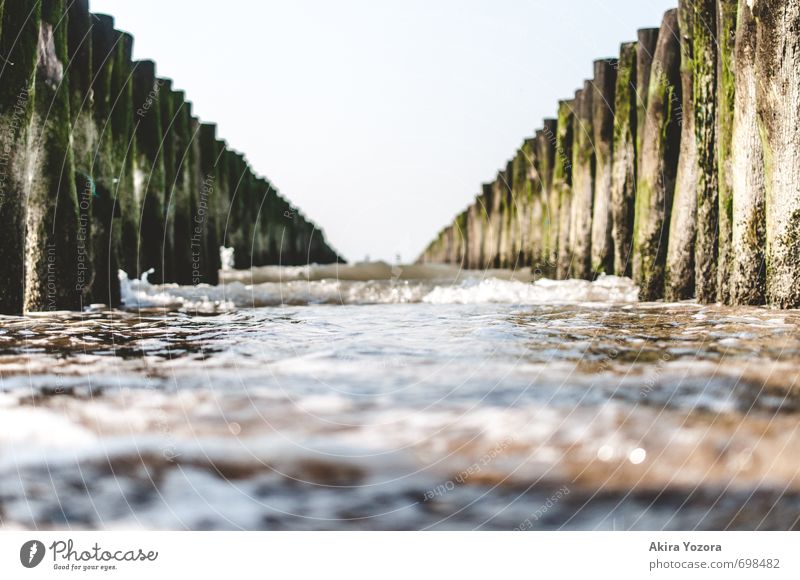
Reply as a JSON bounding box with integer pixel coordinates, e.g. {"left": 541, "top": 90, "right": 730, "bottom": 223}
{"left": 716, "top": 0, "right": 737, "bottom": 303}
{"left": 611, "top": 42, "right": 637, "bottom": 277}
{"left": 591, "top": 59, "right": 617, "bottom": 275}
{"left": 570, "top": 84, "right": 594, "bottom": 280}
{"left": 636, "top": 28, "right": 660, "bottom": 173}
{"left": 633, "top": 9, "right": 682, "bottom": 301}
{"left": 24, "top": 0, "right": 84, "bottom": 311}
{"left": 0, "top": 1, "right": 41, "bottom": 313}
{"left": 692, "top": 0, "right": 719, "bottom": 303}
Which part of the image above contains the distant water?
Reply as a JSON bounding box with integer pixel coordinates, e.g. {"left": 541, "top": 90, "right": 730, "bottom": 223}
{"left": 1, "top": 263, "right": 799, "bottom": 530}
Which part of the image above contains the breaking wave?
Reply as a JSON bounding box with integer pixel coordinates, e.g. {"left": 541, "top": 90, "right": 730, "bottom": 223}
{"left": 119, "top": 262, "right": 639, "bottom": 311}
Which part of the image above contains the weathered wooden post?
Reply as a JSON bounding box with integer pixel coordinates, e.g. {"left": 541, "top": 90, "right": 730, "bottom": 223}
{"left": 89, "top": 14, "right": 121, "bottom": 306}
{"left": 67, "top": 0, "right": 95, "bottom": 306}
{"left": 154, "top": 79, "right": 176, "bottom": 283}
{"left": 218, "top": 148, "right": 236, "bottom": 255}
{"left": 197, "top": 122, "right": 220, "bottom": 284}
{"left": 187, "top": 115, "right": 204, "bottom": 282}
{"left": 256, "top": 181, "right": 273, "bottom": 266}
{"left": 226, "top": 151, "right": 248, "bottom": 268}
{"left": 520, "top": 138, "right": 542, "bottom": 269}
{"left": 636, "top": 28, "right": 660, "bottom": 173}
{"left": 715, "top": 0, "right": 737, "bottom": 303}
{"left": 467, "top": 200, "right": 482, "bottom": 269}
{"left": 132, "top": 60, "right": 166, "bottom": 280}
{"left": 243, "top": 165, "right": 260, "bottom": 268}
{"left": 234, "top": 163, "right": 258, "bottom": 269}
{"left": 693, "top": 0, "right": 720, "bottom": 303}
{"left": 510, "top": 146, "right": 531, "bottom": 268}
{"left": 754, "top": 0, "right": 800, "bottom": 308}
{"left": 570, "top": 84, "right": 594, "bottom": 280}
{"left": 481, "top": 180, "right": 500, "bottom": 269}
{"left": 111, "top": 31, "right": 137, "bottom": 280}
{"left": 208, "top": 137, "right": 229, "bottom": 281}
{"left": 730, "top": 1, "right": 765, "bottom": 305}
{"left": 454, "top": 210, "right": 468, "bottom": 266}
{"left": 495, "top": 162, "right": 513, "bottom": 268}
{"left": 633, "top": 10, "right": 682, "bottom": 301}
{"left": 444, "top": 223, "right": 455, "bottom": 265}
{"left": 280, "top": 199, "right": 295, "bottom": 267}
{"left": 590, "top": 59, "right": 617, "bottom": 275}
{"left": 611, "top": 42, "right": 638, "bottom": 278}
{"left": 0, "top": 1, "right": 40, "bottom": 313}
{"left": 537, "top": 119, "right": 557, "bottom": 275}
{"left": 666, "top": 0, "right": 698, "bottom": 301}
{"left": 25, "top": 0, "right": 83, "bottom": 312}
{"left": 169, "top": 93, "right": 195, "bottom": 284}
{"left": 554, "top": 100, "right": 575, "bottom": 279}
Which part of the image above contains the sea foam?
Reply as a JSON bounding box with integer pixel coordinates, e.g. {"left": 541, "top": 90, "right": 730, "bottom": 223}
{"left": 120, "top": 263, "right": 639, "bottom": 311}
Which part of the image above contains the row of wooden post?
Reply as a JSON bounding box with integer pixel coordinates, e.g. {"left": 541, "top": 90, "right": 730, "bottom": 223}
{"left": 0, "top": 0, "right": 342, "bottom": 315}
{"left": 419, "top": 1, "right": 800, "bottom": 308}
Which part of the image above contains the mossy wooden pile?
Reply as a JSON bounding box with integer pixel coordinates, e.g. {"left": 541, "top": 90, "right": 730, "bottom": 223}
{"left": 0, "top": 0, "right": 40, "bottom": 313}
{"left": 590, "top": 59, "right": 617, "bottom": 277}
{"left": 419, "top": 0, "right": 800, "bottom": 309}
{"left": 610, "top": 42, "right": 637, "bottom": 278}
{"left": 0, "top": 0, "right": 342, "bottom": 315}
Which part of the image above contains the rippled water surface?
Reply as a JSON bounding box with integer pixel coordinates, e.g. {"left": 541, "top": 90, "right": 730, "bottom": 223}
{"left": 1, "top": 265, "right": 799, "bottom": 530}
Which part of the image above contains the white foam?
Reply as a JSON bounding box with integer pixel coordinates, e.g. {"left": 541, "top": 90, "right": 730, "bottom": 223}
{"left": 220, "top": 246, "right": 235, "bottom": 271}
{"left": 422, "top": 275, "right": 638, "bottom": 305}
{"left": 120, "top": 265, "right": 639, "bottom": 311}
{"left": 0, "top": 407, "right": 95, "bottom": 449}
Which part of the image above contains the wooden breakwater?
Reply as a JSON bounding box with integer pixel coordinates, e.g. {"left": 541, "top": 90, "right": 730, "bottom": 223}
{"left": 0, "top": 0, "right": 342, "bottom": 314}
{"left": 418, "top": 0, "right": 800, "bottom": 309}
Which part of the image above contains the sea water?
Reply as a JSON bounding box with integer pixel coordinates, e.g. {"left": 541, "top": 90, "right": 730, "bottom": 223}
{"left": 0, "top": 263, "right": 798, "bottom": 530}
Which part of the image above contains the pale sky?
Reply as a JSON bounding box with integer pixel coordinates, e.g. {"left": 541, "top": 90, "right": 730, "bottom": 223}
{"left": 91, "top": 0, "right": 676, "bottom": 263}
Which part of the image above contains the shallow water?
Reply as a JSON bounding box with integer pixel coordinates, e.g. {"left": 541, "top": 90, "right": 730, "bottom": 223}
{"left": 1, "top": 264, "right": 799, "bottom": 530}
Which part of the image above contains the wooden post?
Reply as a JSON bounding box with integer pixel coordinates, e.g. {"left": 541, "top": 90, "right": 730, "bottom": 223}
{"left": 467, "top": 200, "right": 481, "bottom": 268}
{"left": 132, "top": 60, "right": 166, "bottom": 281}
{"left": 0, "top": 1, "right": 40, "bottom": 313}
{"left": 715, "top": 0, "right": 737, "bottom": 303}
{"left": 89, "top": 14, "right": 121, "bottom": 306}
{"left": 210, "top": 137, "right": 228, "bottom": 278}
{"left": 112, "top": 31, "right": 137, "bottom": 281}
{"left": 611, "top": 42, "right": 638, "bottom": 278}
{"left": 155, "top": 78, "right": 176, "bottom": 283}
{"left": 510, "top": 146, "right": 531, "bottom": 267}
{"left": 169, "top": 93, "right": 194, "bottom": 284}
{"left": 261, "top": 181, "right": 278, "bottom": 266}
{"left": 666, "top": 0, "right": 698, "bottom": 301}
{"left": 570, "top": 83, "right": 594, "bottom": 280}
{"left": 636, "top": 28, "right": 660, "bottom": 173}
{"left": 554, "top": 100, "right": 575, "bottom": 280}
{"left": 537, "top": 119, "right": 557, "bottom": 276}
{"left": 497, "top": 163, "right": 514, "bottom": 268}
{"left": 730, "top": 0, "right": 765, "bottom": 305}
{"left": 633, "top": 10, "right": 682, "bottom": 301}
{"left": 522, "top": 138, "right": 543, "bottom": 270}
{"left": 454, "top": 210, "right": 469, "bottom": 266}
{"left": 754, "top": 0, "right": 800, "bottom": 308}
{"left": 225, "top": 151, "right": 245, "bottom": 268}
{"left": 235, "top": 163, "right": 257, "bottom": 269}
{"left": 591, "top": 59, "right": 617, "bottom": 275}
{"left": 187, "top": 115, "right": 203, "bottom": 280}
{"left": 481, "top": 180, "right": 500, "bottom": 269}
{"left": 25, "top": 0, "right": 83, "bottom": 312}
{"left": 197, "top": 123, "right": 219, "bottom": 284}
{"left": 693, "top": 0, "right": 720, "bottom": 303}
{"left": 67, "top": 0, "right": 94, "bottom": 306}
